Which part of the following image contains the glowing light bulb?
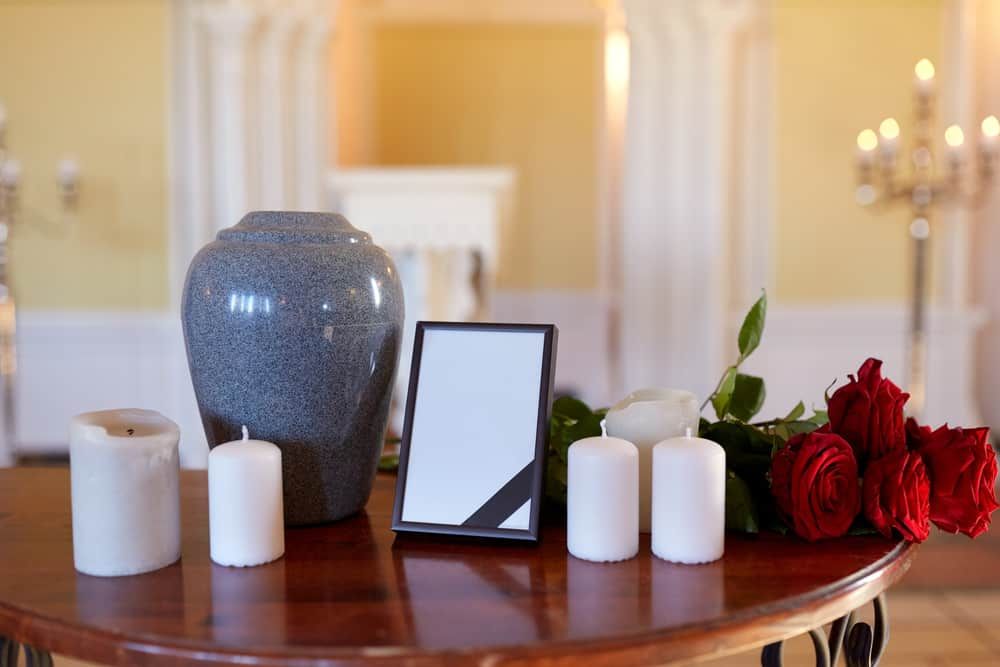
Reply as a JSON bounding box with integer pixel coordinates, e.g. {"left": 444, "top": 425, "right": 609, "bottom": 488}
{"left": 945, "top": 124, "right": 965, "bottom": 148}
{"left": 914, "top": 59, "right": 935, "bottom": 96}
{"left": 914, "top": 58, "right": 935, "bottom": 82}
{"left": 856, "top": 129, "right": 878, "bottom": 166}
{"left": 857, "top": 129, "right": 878, "bottom": 152}
{"left": 981, "top": 115, "right": 1000, "bottom": 138}
{"left": 879, "top": 118, "right": 900, "bottom": 140}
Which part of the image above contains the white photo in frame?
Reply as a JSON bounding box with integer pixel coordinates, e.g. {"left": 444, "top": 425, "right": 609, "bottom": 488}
{"left": 391, "top": 322, "right": 558, "bottom": 542}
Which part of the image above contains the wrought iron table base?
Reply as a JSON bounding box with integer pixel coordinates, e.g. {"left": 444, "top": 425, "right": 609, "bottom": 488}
{"left": 1, "top": 635, "right": 52, "bottom": 667}
{"left": 762, "top": 594, "right": 888, "bottom": 667}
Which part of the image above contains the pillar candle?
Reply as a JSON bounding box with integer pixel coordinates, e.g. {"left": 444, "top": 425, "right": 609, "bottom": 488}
{"left": 70, "top": 409, "right": 181, "bottom": 577}
{"left": 209, "top": 426, "right": 285, "bottom": 567}
{"left": 604, "top": 389, "right": 699, "bottom": 532}
{"left": 651, "top": 434, "right": 725, "bottom": 564}
{"left": 567, "top": 436, "right": 638, "bottom": 563}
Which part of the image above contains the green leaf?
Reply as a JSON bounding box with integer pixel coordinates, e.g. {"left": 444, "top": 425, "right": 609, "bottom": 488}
{"left": 377, "top": 454, "right": 399, "bottom": 472}
{"left": 552, "top": 396, "right": 593, "bottom": 420}
{"left": 725, "top": 471, "right": 759, "bottom": 533}
{"left": 764, "top": 513, "right": 790, "bottom": 535}
{"left": 545, "top": 402, "right": 606, "bottom": 506}
{"left": 699, "top": 421, "right": 773, "bottom": 483}
{"left": 728, "top": 373, "right": 766, "bottom": 422}
{"left": 545, "top": 452, "right": 568, "bottom": 505}
{"left": 773, "top": 419, "right": 822, "bottom": 441}
{"left": 847, "top": 517, "right": 879, "bottom": 536}
{"left": 711, "top": 366, "right": 738, "bottom": 420}
{"left": 823, "top": 379, "right": 837, "bottom": 404}
{"left": 737, "top": 291, "right": 768, "bottom": 361}
{"left": 811, "top": 409, "right": 829, "bottom": 427}
{"left": 783, "top": 401, "right": 805, "bottom": 422}
{"left": 565, "top": 413, "right": 604, "bottom": 444}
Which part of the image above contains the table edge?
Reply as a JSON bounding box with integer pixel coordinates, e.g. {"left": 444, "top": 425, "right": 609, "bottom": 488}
{"left": 0, "top": 539, "right": 917, "bottom": 667}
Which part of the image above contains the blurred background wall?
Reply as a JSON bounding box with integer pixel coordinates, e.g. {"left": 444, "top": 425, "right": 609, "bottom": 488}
{"left": 368, "top": 22, "right": 601, "bottom": 293}
{"left": 0, "top": 0, "right": 170, "bottom": 310}
{"left": 772, "top": 0, "right": 943, "bottom": 303}
{"left": 0, "top": 0, "right": 994, "bottom": 466}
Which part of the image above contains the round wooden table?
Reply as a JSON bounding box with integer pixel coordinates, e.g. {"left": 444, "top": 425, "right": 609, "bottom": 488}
{"left": 0, "top": 468, "right": 916, "bottom": 667}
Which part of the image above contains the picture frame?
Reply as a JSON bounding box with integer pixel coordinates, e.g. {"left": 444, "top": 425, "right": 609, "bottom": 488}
{"left": 391, "top": 321, "right": 558, "bottom": 542}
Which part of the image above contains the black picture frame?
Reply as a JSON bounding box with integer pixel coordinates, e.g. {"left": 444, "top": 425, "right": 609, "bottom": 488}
{"left": 391, "top": 321, "right": 558, "bottom": 542}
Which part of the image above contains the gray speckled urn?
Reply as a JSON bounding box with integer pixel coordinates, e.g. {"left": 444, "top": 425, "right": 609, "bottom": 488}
{"left": 181, "top": 211, "right": 404, "bottom": 525}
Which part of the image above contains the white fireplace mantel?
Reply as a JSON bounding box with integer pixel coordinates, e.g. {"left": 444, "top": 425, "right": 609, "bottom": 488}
{"left": 329, "top": 166, "right": 516, "bottom": 433}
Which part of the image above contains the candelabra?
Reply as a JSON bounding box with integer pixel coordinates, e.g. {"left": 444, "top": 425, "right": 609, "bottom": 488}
{"left": 854, "top": 58, "right": 997, "bottom": 417}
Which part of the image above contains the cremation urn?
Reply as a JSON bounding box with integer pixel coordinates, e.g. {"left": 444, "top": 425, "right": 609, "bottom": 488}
{"left": 182, "top": 211, "right": 404, "bottom": 525}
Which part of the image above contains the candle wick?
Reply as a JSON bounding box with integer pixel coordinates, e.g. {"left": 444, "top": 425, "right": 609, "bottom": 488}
{"left": 127, "top": 428, "right": 135, "bottom": 436}
{"left": 241, "top": 425, "right": 249, "bottom": 442}
{"left": 684, "top": 426, "right": 694, "bottom": 438}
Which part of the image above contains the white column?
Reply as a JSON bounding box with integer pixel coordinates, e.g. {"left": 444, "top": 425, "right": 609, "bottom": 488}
{"left": 736, "top": 4, "right": 775, "bottom": 305}
{"left": 691, "top": 0, "right": 753, "bottom": 385}
{"left": 257, "top": 11, "right": 299, "bottom": 210}
{"left": 939, "top": 0, "right": 976, "bottom": 308}
{"left": 619, "top": 0, "right": 752, "bottom": 400}
{"left": 169, "top": 0, "right": 211, "bottom": 309}
{"left": 292, "top": 4, "right": 333, "bottom": 210}
{"left": 202, "top": 4, "right": 258, "bottom": 231}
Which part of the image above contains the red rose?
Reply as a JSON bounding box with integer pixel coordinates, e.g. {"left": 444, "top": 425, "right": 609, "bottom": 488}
{"left": 862, "top": 448, "right": 931, "bottom": 542}
{"left": 828, "top": 358, "right": 909, "bottom": 466}
{"left": 771, "top": 431, "right": 861, "bottom": 541}
{"left": 907, "top": 419, "right": 999, "bottom": 538}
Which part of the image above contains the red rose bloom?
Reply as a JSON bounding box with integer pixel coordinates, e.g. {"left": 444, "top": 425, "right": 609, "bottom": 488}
{"left": 771, "top": 431, "right": 861, "bottom": 541}
{"left": 862, "top": 448, "right": 931, "bottom": 542}
{"left": 828, "top": 358, "right": 909, "bottom": 466}
{"left": 907, "top": 418, "right": 999, "bottom": 538}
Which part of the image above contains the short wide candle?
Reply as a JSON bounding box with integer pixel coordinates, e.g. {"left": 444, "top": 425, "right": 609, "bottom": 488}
{"left": 70, "top": 409, "right": 181, "bottom": 577}
{"left": 651, "top": 435, "right": 726, "bottom": 564}
{"left": 567, "top": 436, "right": 639, "bottom": 563}
{"left": 605, "top": 388, "right": 700, "bottom": 533}
{"left": 209, "top": 427, "right": 285, "bottom": 567}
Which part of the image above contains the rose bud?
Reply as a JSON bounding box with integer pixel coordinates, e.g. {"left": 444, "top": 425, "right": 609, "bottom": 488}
{"left": 907, "top": 419, "right": 999, "bottom": 538}
{"left": 829, "top": 358, "right": 909, "bottom": 467}
{"left": 771, "top": 430, "right": 861, "bottom": 542}
{"left": 862, "top": 448, "right": 931, "bottom": 542}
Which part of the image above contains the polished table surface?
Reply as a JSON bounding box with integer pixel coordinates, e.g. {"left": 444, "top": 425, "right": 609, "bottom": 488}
{"left": 0, "top": 468, "right": 916, "bottom": 666}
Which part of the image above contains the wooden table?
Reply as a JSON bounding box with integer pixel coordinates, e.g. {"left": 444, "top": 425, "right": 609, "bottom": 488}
{"left": 0, "top": 468, "right": 916, "bottom": 667}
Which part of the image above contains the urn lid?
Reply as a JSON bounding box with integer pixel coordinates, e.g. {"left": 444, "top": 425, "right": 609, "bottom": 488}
{"left": 217, "top": 211, "right": 373, "bottom": 245}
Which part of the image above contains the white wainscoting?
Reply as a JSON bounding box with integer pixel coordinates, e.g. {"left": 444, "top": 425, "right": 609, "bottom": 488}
{"left": 13, "top": 311, "right": 207, "bottom": 468}
{"left": 492, "top": 295, "right": 986, "bottom": 426}
{"left": 738, "top": 305, "right": 987, "bottom": 427}
{"left": 9, "top": 298, "right": 986, "bottom": 466}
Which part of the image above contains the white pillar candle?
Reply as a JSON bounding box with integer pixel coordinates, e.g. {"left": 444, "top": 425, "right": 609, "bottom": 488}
{"left": 651, "top": 434, "right": 726, "bottom": 564}
{"left": 567, "top": 436, "right": 638, "bottom": 563}
{"left": 604, "top": 388, "right": 699, "bottom": 532}
{"left": 209, "top": 426, "right": 284, "bottom": 567}
{"left": 70, "top": 409, "right": 181, "bottom": 577}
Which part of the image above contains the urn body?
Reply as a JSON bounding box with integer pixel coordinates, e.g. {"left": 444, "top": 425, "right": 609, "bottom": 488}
{"left": 182, "top": 211, "right": 404, "bottom": 525}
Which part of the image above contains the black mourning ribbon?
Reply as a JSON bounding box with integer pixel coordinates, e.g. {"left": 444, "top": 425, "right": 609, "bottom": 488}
{"left": 460, "top": 461, "right": 535, "bottom": 529}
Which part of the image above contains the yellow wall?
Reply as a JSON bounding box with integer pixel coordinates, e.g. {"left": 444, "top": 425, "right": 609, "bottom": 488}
{"left": 0, "top": 0, "right": 169, "bottom": 310}
{"left": 369, "top": 23, "right": 602, "bottom": 290}
{"left": 362, "top": 5, "right": 946, "bottom": 300}
{"left": 0, "top": 1, "right": 946, "bottom": 307}
{"left": 331, "top": 0, "right": 373, "bottom": 166}
{"left": 773, "top": 0, "right": 944, "bottom": 303}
